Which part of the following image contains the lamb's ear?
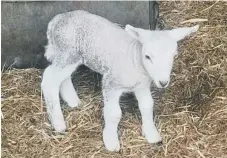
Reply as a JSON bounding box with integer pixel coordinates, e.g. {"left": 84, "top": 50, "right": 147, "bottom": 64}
{"left": 125, "top": 24, "right": 141, "bottom": 39}
{"left": 168, "top": 25, "right": 199, "bottom": 41}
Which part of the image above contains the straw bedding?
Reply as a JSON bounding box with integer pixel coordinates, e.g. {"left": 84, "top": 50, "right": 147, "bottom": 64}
{"left": 1, "top": 2, "right": 227, "bottom": 158}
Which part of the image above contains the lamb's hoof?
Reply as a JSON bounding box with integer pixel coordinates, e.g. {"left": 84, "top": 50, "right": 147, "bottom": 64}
{"left": 155, "top": 141, "right": 163, "bottom": 146}
{"left": 67, "top": 98, "right": 81, "bottom": 108}
{"left": 103, "top": 128, "right": 120, "bottom": 152}
{"left": 53, "top": 120, "right": 66, "bottom": 133}
{"left": 152, "top": 141, "right": 163, "bottom": 150}
{"left": 142, "top": 126, "right": 162, "bottom": 144}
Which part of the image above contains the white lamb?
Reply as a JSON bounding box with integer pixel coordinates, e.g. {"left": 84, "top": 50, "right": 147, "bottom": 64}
{"left": 41, "top": 10, "right": 199, "bottom": 151}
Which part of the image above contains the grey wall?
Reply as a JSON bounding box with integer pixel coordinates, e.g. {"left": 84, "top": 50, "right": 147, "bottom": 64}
{"left": 1, "top": 1, "right": 158, "bottom": 69}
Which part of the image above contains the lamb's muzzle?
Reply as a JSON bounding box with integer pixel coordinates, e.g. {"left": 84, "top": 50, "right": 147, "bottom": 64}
{"left": 41, "top": 10, "right": 199, "bottom": 152}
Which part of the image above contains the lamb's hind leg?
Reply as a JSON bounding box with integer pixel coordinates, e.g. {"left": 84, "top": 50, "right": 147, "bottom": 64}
{"left": 41, "top": 63, "right": 80, "bottom": 132}
{"left": 60, "top": 70, "right": 81, "bottom": 108}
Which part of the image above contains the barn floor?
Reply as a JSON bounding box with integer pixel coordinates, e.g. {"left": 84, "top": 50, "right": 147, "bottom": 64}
{"left": 1, "top": 2, "right": 227, "bottom": 158}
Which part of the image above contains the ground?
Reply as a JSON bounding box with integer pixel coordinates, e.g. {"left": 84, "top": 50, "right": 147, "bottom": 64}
{"left": 1, "top": 1, "right": 227, "bottom": 158}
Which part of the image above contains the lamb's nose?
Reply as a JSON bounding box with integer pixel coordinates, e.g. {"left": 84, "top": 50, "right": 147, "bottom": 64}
{"left": 159, "top": 81, "right": 168, "bottom": 87}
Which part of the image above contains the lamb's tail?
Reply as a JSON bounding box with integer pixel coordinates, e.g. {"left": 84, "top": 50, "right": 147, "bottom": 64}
{"left": 46, "top": 14, "right": 62, "bottom": 44}
{"left": 44, "top": 15, "right": 62, "bottom": 62}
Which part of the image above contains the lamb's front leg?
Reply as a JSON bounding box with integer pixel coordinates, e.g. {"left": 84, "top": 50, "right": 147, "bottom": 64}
{"left": 102, "top": 83, "right": 123, "bottom": 152}
{"left": 134, "top": 88, "right": 162, "bottom": 144}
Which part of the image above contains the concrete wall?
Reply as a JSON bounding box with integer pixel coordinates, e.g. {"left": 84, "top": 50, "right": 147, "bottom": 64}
{"left": 1, "top": 1, "right": 158, "bottom": 69}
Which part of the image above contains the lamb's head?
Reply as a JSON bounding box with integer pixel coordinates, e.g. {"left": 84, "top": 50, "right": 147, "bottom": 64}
{"left": 125, "top": 24, "right": 199, "bottom": 88}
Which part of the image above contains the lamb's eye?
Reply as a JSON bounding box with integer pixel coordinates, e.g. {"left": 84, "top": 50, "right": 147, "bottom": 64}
{"left": 145, "top": 55, "right": 151, "bottom": 60}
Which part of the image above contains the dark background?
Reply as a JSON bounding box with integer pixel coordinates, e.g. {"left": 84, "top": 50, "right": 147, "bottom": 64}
{"left": 1, "top": 1, "right": 158, "bottom": 70}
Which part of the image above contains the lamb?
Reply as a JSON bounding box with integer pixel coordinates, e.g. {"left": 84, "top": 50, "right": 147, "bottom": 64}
{"left": 41, "top": 10, "right": 199, "bottom": 152}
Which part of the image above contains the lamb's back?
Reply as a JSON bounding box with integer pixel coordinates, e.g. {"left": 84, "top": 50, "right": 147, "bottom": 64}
{"left": 47, "top": 10, "right": 135, "bottom": 74}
